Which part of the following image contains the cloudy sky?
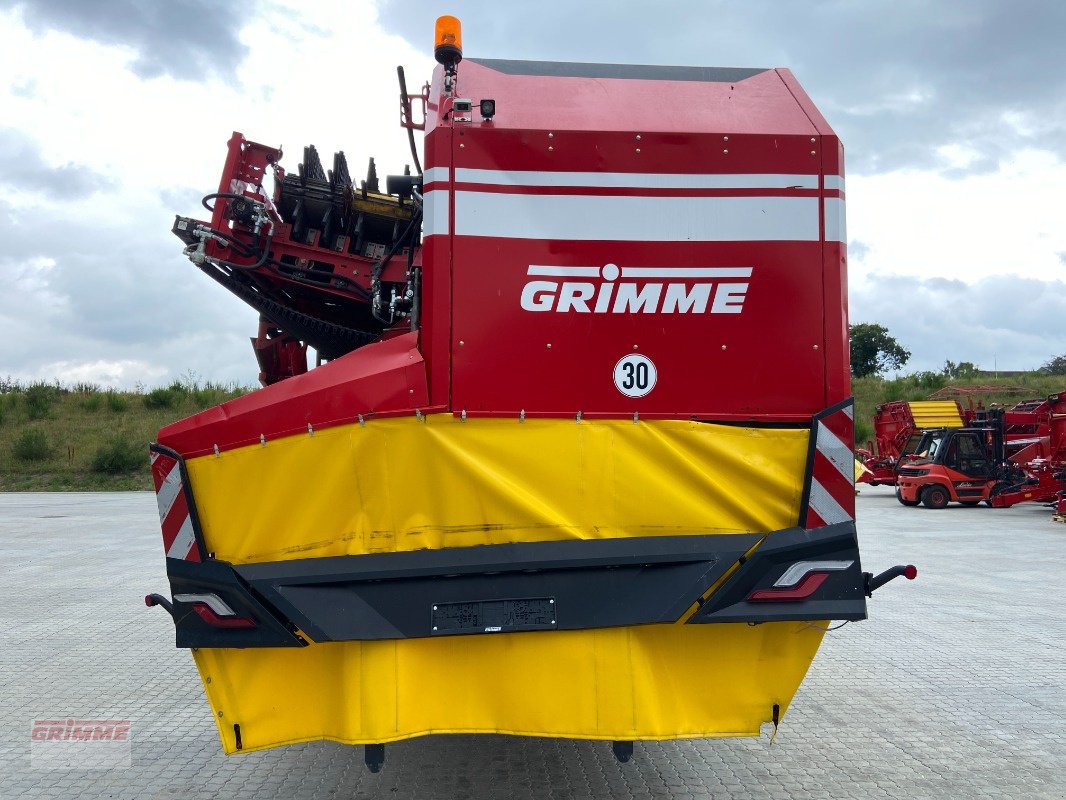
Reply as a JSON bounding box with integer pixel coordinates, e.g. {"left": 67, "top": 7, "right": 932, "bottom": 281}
{"left": 1, "top": 0, "right": 1064, "bottom": 388}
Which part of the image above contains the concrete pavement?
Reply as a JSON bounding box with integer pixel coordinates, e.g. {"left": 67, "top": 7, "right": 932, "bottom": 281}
{"left": 0, "top": 487, "right": 1062, "bottom": 799}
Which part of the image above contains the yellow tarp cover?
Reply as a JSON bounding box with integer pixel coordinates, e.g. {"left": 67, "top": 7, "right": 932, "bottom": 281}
{"left": 907, "top": 400, "right": 964, "bottom": 430}
{"left": 187, "top": 415, "right": 809, "bottom": 563}
{"left": 195, "top": 622, "right": 826, "bottom": 753}
{"left": 184, "top": 415, "right": 825, "bottom": 753}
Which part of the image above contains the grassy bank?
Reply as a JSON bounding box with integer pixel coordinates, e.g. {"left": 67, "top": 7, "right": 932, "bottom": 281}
{"left": 1, "top": 372, "right": 1062, "bottom": 491}
{"left": 852, "top": 372, "right": 1064, "bottom": 449}
{"left": 0, "top": 379, "right": 247, "bottom": 491}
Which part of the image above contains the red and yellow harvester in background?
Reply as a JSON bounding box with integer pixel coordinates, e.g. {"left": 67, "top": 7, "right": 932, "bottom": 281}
{"left": 894, "top": 395, "right": 1066, "bottom": 511}
{"left": 147, "top": 17, "right": 915, "bottom": 769}
{"left": 859, "top": 395, "right": 1063, "bottom": 489}
{"left": 857, "top": 400, "right": 969, "bottom": 486}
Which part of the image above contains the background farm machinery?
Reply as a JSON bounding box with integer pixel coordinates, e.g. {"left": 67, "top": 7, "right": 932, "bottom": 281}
{"left": 857, "top": 394, "right": 1065, "bottom": 514}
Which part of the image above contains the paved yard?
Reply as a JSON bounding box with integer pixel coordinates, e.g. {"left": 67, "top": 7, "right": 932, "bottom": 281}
{"left": 0, "top": 487, "right": 1063, "bottom": 799}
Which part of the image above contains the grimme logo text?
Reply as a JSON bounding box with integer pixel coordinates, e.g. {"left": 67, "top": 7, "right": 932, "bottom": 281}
{"left": 31, "top": 719, "right": 131, "bottom": 741}
{"left": 520, "top": 264, "right": 752, "bottom": 314}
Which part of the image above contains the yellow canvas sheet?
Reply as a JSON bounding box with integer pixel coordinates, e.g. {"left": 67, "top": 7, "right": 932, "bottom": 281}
{"left": 183, "top": 415, "right": 820, "bottom": 751}
{"left": 186, "top": 415, "right": 810, "bottom": 564}
{"left": 196, "top": 621, "right": 826, "bottom": 754}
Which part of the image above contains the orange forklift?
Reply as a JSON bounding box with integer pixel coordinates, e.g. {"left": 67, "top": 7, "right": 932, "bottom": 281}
{"left": 895, "top": 409, "right": 1038, "bottom": 508}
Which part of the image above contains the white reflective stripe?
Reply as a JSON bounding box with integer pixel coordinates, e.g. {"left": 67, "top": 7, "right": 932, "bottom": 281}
{"left": 808, "top": 478, "right": 852, "bottom": 525}
{"left": 155, "top": 463, "right": 182, "bottom": 523}
{"left": 824, "top": 197, "right": 846, "bottom": 243}
{"left": 823, "top": 175, "right": 845, "bottom": 191}
{"left": 775, "top": 559, "right": 855, "bottom": 588}
{"left": 173, "top": 592, "right": 236, "bottom": 616}
{"left": 843, "top": 404, "right": 854, "bottom": 419}
{"left": 816, "top": 421, "right": 855, "bottom": 483}
{"left": 528, "top": 265, "right": 601, "bottom": 277}
{"left": 422, "top": 166, "right": 450, "bottom": 185}
{"left": 454, "top": 169, "right": 820, "bottom": 190}
{"left": 422, "top": 189, "right": 450, "bottom": 237}
{"left": 454, "top": 192, "right": 820, "bottom": 242}
{"left": 621, "top": 267, "right": 753, "bottom": 279}
{"left": 166, "top": 516, "right": 197, "bottom": 560}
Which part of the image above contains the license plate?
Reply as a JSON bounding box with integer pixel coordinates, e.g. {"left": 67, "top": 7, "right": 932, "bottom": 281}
{"left": 431, "top": 597, "right": 556, "bottom": 635}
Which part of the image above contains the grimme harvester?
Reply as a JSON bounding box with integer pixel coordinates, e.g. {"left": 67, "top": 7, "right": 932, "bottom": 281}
{"left": 859, "top": 395, "right": 1064, "bottom": 487}
{"left": 857, "top": 400, "right": 969, "bottom": 485}
{"left": 146, "top": 17, "right": 916, "bottom": 768}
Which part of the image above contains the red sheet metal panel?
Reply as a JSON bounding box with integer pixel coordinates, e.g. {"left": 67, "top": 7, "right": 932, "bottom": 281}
{"left": 159, "top": 332, "right": 429, "bottom": 457}
{"left": 420, "top": 59, "right": 845, "bottom": 420}
{"left": 454, "top": 61, "right": 820, "bottom": 137}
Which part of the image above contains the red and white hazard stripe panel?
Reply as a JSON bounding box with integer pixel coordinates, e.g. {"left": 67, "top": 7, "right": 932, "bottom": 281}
{"left": 150, "top": 450, "right": 202, "bottom": 562}
{"left": 803, "top": 401, "right": 856, "bottom": 528}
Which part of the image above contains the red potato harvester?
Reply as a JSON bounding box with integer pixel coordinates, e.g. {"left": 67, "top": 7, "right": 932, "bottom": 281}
{"left": 148, "top": 16, "right": 916, "bottom": 770}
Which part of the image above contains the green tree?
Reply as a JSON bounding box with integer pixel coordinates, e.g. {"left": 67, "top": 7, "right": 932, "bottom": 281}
{"left": 1039, "top": 354, "right": 1066, "bottom": 375}
{"left": 942, "top": 360, "right": 978, "bottom": 379}
{"left": 849, "top": 323, "right": 911, "bottom": 378}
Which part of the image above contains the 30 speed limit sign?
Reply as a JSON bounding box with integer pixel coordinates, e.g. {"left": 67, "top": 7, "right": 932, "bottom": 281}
{"left": 613, "top": 354, "right": 657, "bottom": 398}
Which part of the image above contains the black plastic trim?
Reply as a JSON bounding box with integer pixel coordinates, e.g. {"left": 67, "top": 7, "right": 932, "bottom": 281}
{"left": 165, "top": 558, "right": 305, "bottom": 648}
{"left": 688, "top": 521, "right": 867, "bottom": 623}
{"left": 159, "top": 523, "right": 868, "bottom": 646}
{"left": 234, "top": 534, "right": 764, "bottom": 642}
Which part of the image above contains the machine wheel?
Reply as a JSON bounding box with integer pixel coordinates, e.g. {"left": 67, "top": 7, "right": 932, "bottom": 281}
{"left": 921, "top": 485, "right": 950, "bottom": 509}
{"left": 895, "top": 488, "right": 920, "bottom": 507}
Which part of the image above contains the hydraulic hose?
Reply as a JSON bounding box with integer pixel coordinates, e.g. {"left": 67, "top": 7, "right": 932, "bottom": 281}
{"left": 371, "top": 208, "right": 423, "bottom": 324}
{"left": 201, "top": 192, "right": 250, "bottom": 213}
{"left": 397, "top": 66, "right": 423, "bottom": 176}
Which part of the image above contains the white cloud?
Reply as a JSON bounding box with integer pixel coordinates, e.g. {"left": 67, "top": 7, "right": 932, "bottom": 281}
{"left": 840, "top": 86, "right": 936, "bottom": 117}
{"left": 850, "top": 273, "right": 1066, "bottom": 373}
{"left": 934, "top": 143, "right": 982, "bottom": 172}
{"left": 29, "top": 359, "right": 168, "bottom": 388}
{"left": 0, "top": 0, "right": 1063, "bottom": 388}
{"left": 0, "top": 1, "right": 434, "bottom": 388}
{"left": 848, "top": 150, "right": 1066, "bottom": 286}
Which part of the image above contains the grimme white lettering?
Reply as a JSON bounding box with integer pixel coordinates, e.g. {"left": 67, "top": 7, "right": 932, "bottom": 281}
{"left": 521, "top": 274, "right": 749, "bottom": 314}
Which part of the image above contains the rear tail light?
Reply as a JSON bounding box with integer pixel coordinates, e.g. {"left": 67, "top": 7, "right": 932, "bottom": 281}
{"left": 174, "top": 593, "right": 257, "bottom": 628}
{"left": 189, "top": 603, "right": 257, "bottom": 628}
{"left": 746, "top": 559, "right": 854, "bottom": 603}
{"left": 748, "top": 572, "right": 828, "bottom": 602}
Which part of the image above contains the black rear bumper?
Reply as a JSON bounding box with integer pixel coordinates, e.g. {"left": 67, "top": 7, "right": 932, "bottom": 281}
{"left": 157, "top": 522, "right": 867, "bottom": 648}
